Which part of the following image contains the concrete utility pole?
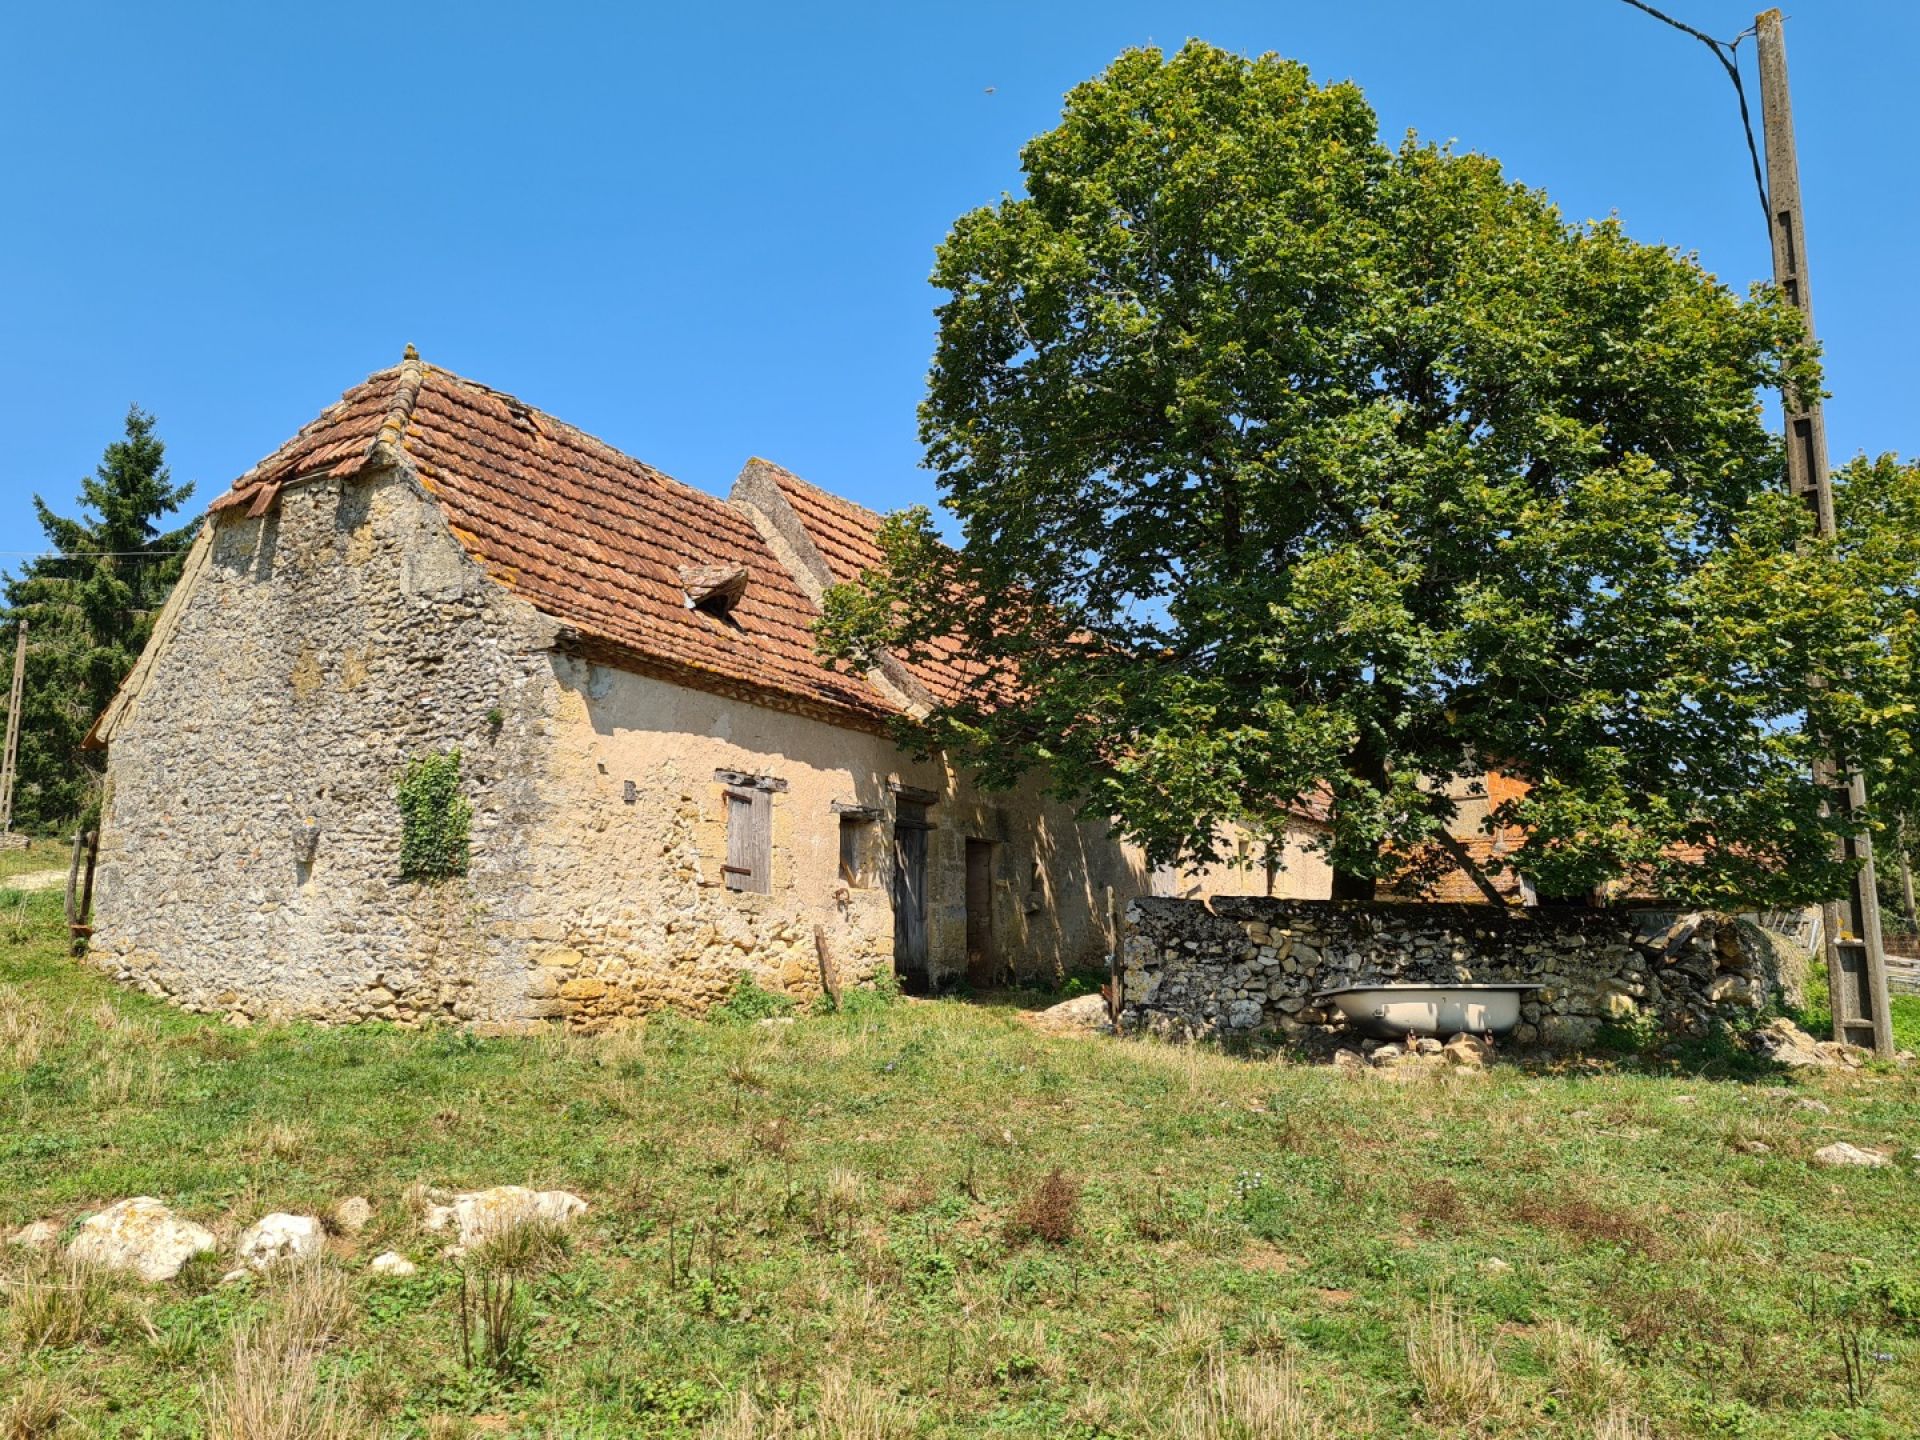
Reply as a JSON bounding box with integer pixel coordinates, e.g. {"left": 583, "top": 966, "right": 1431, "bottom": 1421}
{"left": 0, "top": 620, "right": 26, "bottom": 835}
{"left": 1755, "top": 8, "right": 1894, "bottom": 1055}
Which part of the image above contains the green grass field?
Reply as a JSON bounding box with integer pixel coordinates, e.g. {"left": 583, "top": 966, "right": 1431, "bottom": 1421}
{"left": 4, "top": 885, "right": 1919, "bottom": 1439}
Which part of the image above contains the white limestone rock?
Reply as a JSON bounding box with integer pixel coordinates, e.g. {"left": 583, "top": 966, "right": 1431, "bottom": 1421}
{"left": 7, "top": 1220, "right": 58, "bottom": 1252}
{"left": 235, "top": 1212, "right": 326, "bottom": 1271}
{"left": 1026, "top": 993, "right": 1113, "bottom": 1036}
{"left": 369, "top": 1250, "right": 418, "bottom": 1277}
{"left": 420, "top": 1186, "right": 588, "bottom": 1246}
{"left": 68, "top": 1197, "right": 215, "bottom": 1282}
{"left": 332, "top": 1196, "right": 373, "bottom": 1234}
{"left": 1752, "top": 1018, "right": 1868, "bottom": 1069}
{"left": 1813, "top": 1142, "right": 1892, "bottom": 1169}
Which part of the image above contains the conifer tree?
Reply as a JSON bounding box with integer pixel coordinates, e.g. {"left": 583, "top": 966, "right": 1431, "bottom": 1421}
{"left": 3, "top": 406, "right": 195, "bottom": 830}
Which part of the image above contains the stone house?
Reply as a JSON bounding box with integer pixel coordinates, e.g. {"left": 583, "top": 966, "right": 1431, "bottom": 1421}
{"left": 87, "top": 351, "right": 1331, "bottom": 1028}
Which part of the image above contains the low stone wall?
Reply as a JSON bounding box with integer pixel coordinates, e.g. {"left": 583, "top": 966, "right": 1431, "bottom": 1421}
{"left": 1116, "top": 897, "right": 1776, "bottom": 1047}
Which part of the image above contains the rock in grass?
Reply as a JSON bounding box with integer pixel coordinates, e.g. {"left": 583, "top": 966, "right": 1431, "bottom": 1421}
{"left": 1813, "top": 1142, "right": 1892, "bottom": 1169}
{"left": 68, "top": 1197, "right": 215, "bottom": 1282}
{"left": 1026, "top": 993, "right": 1112, "bottom": 1036}
{"left": 332, "top": 1196, "right": 373, "bottom": 1234}
{"left": 1752, "top": 1018, "right": 1869, "bottom": 1069}
{"left": 369, "top": 1251, "right": 417, "bottom": 1277}
{"left": 420, "top": 1186, "right": 587, "bottom": 1246}
{"left": 1441, "top": 1033, "right": 1491, "bottom": 1068}
{"left": 7, "top": 1220, "right": 58, "bottom": 1252}
{"left": 235, "top": 1213, "right": 325, "bottom": 1270}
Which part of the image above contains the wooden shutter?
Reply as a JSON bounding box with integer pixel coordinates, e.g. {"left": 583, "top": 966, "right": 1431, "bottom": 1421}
{"left": 839, "top": 815, "right": 864, "bottom": 887}
{"left": 724, "top": 788, "right": 772, "bottom": 893}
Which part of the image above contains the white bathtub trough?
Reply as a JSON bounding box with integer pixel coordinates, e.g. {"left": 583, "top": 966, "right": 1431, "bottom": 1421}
{"left": 1313, "top": 983, "right": 1541, "bottom": 1040}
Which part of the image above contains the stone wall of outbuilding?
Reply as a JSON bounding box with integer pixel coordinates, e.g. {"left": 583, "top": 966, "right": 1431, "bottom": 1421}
{"left": 1116, "top": 896, "right": 1777, "bottom": 1047}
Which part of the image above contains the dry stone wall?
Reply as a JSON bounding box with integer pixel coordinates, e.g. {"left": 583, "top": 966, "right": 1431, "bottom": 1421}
{"left": 1117, "top": 897, "right": 1777, "bottom": 1047}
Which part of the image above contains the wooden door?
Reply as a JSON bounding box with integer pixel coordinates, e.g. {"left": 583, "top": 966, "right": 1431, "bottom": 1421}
{"left": 965, "top": 839, "right": 996, "bottom": 986}
{"left": 892, "top": 805, "right": 929, "bottom": 992}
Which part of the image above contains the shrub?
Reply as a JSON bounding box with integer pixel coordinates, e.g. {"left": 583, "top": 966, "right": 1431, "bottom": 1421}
{"left": 1007, "top": 1168, "right": 1080, "bottom": 1246}
{"left": 457, "top": 1216, "right": 570, "bottom": 1377}
{"left": 712, "top": 975, "right": 794, "bottom": 1025}
{"left": 396, "top": 750, "right": 471, "bottom": 882}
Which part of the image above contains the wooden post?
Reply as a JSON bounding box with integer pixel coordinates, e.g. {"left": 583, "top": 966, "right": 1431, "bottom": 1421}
{"left": 812, "top": 923, "right": 840, "bottom": 1005}
{"left": 1756, "top": 9, "right": 1893, "bottom": 1056}
{"left": 64, "top": 828, "right": 84, "bottom": 929}
{"left": 0, "top": 620, "right": 26, "bottom": 835}
{"left": 74, "top": 829, "right": 99, "bottom": 953}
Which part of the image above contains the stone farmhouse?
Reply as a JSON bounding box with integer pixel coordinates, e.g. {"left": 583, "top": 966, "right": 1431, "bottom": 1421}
{"left": 85, "top": 350, "right": 1333, "bottom": 1028}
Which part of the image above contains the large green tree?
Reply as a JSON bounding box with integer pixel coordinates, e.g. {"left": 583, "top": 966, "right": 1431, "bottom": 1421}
{"left": 818, "top": 41, "right": 1890, "bottom": 908}
{"left": 3, "top": 406, "right": 195, "bottom": 831}
{"left": 1833, "top": 453, "right": 1920, "bottom": 929}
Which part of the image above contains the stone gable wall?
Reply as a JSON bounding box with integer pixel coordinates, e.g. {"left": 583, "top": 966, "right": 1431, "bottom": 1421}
{"left": 92, "top": 467, "right": 563, "bottom": 1026}
{"left": 1117, "top": 897, "right": 1776, "bottom": 1046}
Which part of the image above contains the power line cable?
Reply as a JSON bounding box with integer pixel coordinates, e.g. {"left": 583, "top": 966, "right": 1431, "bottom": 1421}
{"left": 1616, "top": 0, "right": 1770, "bottom": 227}
{"left": 0, "top": 549, "right": 189, "bottom": 559}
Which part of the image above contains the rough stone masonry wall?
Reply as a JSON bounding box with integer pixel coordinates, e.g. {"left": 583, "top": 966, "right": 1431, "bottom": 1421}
{"left": 1117, "top": 897, "right": 1777, "bottom": 1047}
{"left": 93, "top": 467, "right": 564, "bottom": 1026}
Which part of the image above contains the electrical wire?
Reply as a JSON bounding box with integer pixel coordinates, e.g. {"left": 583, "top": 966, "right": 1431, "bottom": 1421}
{"left": 1616, "top": 0, "right": 1771, "bottom": 227}
{"left": 0, "top": 549, "right": 189, "bottom": 559}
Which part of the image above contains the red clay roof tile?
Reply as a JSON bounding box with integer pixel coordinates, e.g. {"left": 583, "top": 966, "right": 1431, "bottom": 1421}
{"left": 212, "top": 358, "right": 893, "bottom": 723}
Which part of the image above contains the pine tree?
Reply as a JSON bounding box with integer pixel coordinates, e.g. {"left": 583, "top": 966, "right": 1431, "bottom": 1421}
{"left": 3, "top": 406, "right": 195, "bottom": 831}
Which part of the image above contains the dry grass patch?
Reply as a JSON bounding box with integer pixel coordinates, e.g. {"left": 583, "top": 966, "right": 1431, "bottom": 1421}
{"left": 1, "top": 1373, "right": 68, "bottom": 1440}
{"left": 1537, "top": 1319, "right": 1631, "bottom": 1419}
{"left": 701, "top": 1368, "right": 913, "bottom": 1439}
{"left": 6, "top": 1254, "right": 114, "bottom": 1351}
{"left": 1163, "top": 1353, "right": 1329, "bottom": 1439}
{"left": 1006, "top": 1168, "right": 1080, "bottom": 1245}
{"left": 1159, "top": 1304, "right": 1220, "bottom": 1369}
{"left": 249, "top": 1119, "right": 312, "bottom": 1164}
{"left": 1406, "top": 1297, "right": 1504, "bottom": 1429}
{"left": 267, "top": 1260, "right": 354, "bottom": 1349}
{"left": 205, "top": 1325, "right": 361, "bottom": 1440}
{"left": 1590, "top": 1407, "right": 1655, "bottom": 1440}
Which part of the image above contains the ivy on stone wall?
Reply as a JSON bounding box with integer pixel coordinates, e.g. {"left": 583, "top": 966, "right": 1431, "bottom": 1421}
{"left": 397, "top": 750, "right": 472, "bottom": 882}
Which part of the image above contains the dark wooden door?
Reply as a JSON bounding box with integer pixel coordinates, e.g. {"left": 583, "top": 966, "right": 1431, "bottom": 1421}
{"left": 892, "top": 806, "right": 929, "bottom": 992}
{"left": 965, "top": 839, "right": 996, "bottom": 986}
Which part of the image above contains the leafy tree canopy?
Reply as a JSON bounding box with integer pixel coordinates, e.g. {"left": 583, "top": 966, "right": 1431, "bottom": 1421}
{"left": 1834, "top": 453, "right": 1920, "bottom": 925}
{"left": 818, "top": 40, "right": 1900, "bottom": 909}
{"left": 3, "top": 405, "right": 195, "bottom": 831}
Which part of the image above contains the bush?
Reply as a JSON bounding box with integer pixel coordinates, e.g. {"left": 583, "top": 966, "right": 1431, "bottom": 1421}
{"left": 712, "top": 975, "right": 794, "bottom": 1025}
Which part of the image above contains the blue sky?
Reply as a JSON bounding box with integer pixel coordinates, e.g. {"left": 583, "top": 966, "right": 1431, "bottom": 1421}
{"left": 2, "top": 2, "right": 1913, "bottom": 556}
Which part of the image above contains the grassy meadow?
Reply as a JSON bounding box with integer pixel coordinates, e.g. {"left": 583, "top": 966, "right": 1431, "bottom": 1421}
{"left": 4, "top": 885, "right": 1920, "bottom": 1439}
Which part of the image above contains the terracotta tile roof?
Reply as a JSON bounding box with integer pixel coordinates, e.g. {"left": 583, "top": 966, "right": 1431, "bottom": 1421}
{"left": 211, "top": 353, "right": 893, "bottom": 724}
{"left": 754, "top": 464, "right": 985, "bottom": 707}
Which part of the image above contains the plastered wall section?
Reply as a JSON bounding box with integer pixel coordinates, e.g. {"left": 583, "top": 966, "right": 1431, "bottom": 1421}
{"left": 522, "top": 658, "right": 1148, "bottom": 1026}
{"left": 1154, "top": 820, "right": 1334, "bottom": 901}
